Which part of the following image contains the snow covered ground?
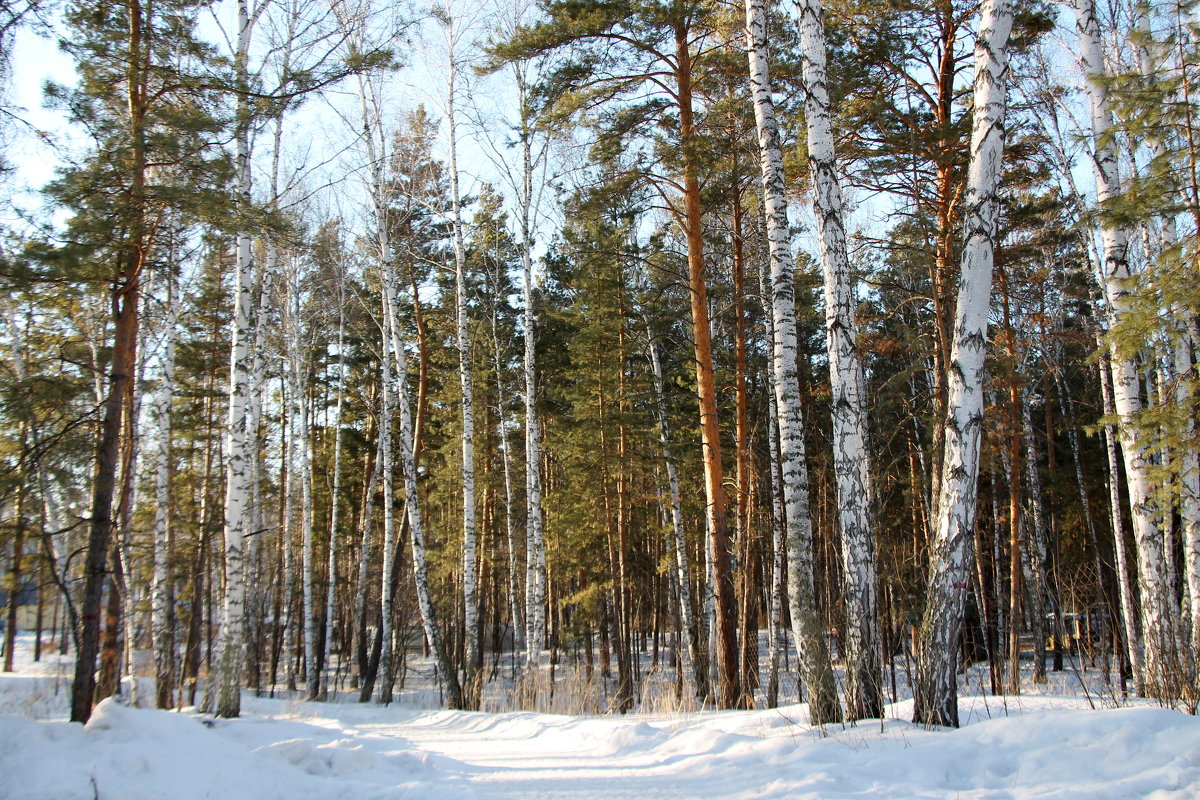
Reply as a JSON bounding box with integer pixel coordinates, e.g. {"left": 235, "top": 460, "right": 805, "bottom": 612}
{"left": 2, "top": 637, "right": 1199, "bottom": 799}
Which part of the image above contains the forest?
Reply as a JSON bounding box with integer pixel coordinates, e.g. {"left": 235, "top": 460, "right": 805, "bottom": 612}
{"left": 0, "top": 0, "right": 1196, "bottom": 738}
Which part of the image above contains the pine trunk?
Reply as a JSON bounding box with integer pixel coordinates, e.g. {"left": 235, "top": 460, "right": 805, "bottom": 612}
{"left": 675, "top": 22, "right": 739, "bottom": 710}
{"left": 71, "top": 0, "right": 148, "bottom": 723}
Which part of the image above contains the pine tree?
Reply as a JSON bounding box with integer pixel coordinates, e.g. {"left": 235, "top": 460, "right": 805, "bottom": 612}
{"left": 494, "top": 0, "right": 742, "bottom": 708}
{"left": 43, "top": 0, "right": 231, "bottom": 724}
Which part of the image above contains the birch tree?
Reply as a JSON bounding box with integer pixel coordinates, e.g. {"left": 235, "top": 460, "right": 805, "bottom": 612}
{"left": 339, "top": 5, "right": 464, "bottom": 704}
{"left": 744, "top": 0, "right": 840, "bottom": 723}
{"left": 151, "top": 275, "right": 177, "bottom": 709}
{"left": 478, "top": 7, "right": 550, "bottom": 670}
{"left": 647, "top": 325, "right": 701, "bottom": 691}
{"left": 913, "top": 0, "right": 1012, "bottom": 728}
{"left": 793, "top": 0, "right": 882, "bottom": 720}
{"left": 211, "top": 0, "right": 265, "bottom": 719}
{"left": 1074, "top": 0, "right": 1177, "bottom": 694}
{"left": 433, "top": 1, "right": 481, "bottom": 706}
{"left": 319, "top": 282, "right": 346, "bottom": 700}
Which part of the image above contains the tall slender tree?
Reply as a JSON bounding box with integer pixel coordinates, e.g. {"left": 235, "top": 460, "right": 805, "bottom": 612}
{"left": 913, "top": 0, "right": 1012, "bottom": 728}
{"left": 744, "top": 0, "right": 840, "bottom": 724}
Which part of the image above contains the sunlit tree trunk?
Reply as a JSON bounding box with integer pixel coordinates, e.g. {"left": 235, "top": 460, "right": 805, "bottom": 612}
{"left": 1099, "top": 347, "right": 1145, "bottom": 690}
{"left": 912, "top": 0, "right": 1012, "bottom": 728}
{"left": 443, "top": 23, "right": 480, "bottom": 707}
{"left": 1021, "top": 380, "right": 1049, "bottom": 685}
{"left": 382, "top": 273, "right": 464, "bottom": 709}
{"left": 1074, "top": 0, "right": 1176, "bottom": 693}
{"left": 71, "top": 0, "right": 148, "bottom": 725}
{"left": 212, "top": 0, "right": 263, "bottom": 719}
{"left": 282, "top": 256, "right": 316, "bottom": 701}
{"left": 515, "top": 71, "right": 546, "bottom": 671}
{"left": 1135, "top": 7, "right": 1200, "bottom": 671}
{"left": 489, "top": 276, "right": 523, "bottom": 658}
{"left": 757, "top": 264, "right": 786, "bottom": 709}
{"left": 151, "top": 278, "right": 176, "bottom": 709}
{"left": 320, "top": 296, "right": 346, "bottom": 700}
{"left": 744, "top": 0, "right": 839, "bottom": 723}
{"left": 670, "top": 21, "right": 740, "bottom": 709}
{"left": 647, "top": 329, "right": 701, "bottom": 691}
{"left": 793, "top": 0, "right": 881, "bottom": 719}
{"left": 376, "top": 310, "right": 398, "bottom": 704}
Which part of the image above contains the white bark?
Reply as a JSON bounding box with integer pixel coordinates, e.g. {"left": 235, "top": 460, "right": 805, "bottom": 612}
{"left": 353, "top": 55, "right": 462, "bottom": 706}
{"left": 793, "top": 0, "right": 881, "bottom": 719}
{"left": 245, "top": 267, "right": 268, "bottom": 665}
{"left": 757, "top": 264, "right": 786, "bottom": 708}
{"left": 913, "top": 0, "right": 1012, "bottom": 728}
{"left": 1099, "top": 348, "right": 1144, "bottom": 688}
{"left": 490, "top": 280, "right": 524, "bottom": 656}
{"left": 647, "top": 329, "right": 699, "bottom": 690}
{"left": 286, "top": 258, "right": 315, "bottom": 702}
{"left": 352, "top": 440, "right": 380, "bottom": 692}
{"left": 519, "top": 78, "right": 546, "bottom": 672}
{"left": 1135, "top": 5, "right": 1200, "bottom": 672}
{"left": 744, "top": 0, "right": 840, "bottom": 723}
{"left": 381, "top": 272, "right": 463, "bottom": 709}
{"left": 151, "top": 280, "right": 176, "bottom": 708}
{"left": 1176, "top": 335, "right": 1200, "bottom": 660}
{"left": 213, "top": 0, "right": 256, "bottom": 718}
{"left": 377, "top": 308, "right": 398, "bottom": 704}
{"left": 1020, "top": 380, "right": 1049, "bottom": 684}
{"left": 444, "top": 31, "right": 480, "bottom": 704}
{"left": 1074, "top": 0, "right": 1176, "bottom": 691}
{"left": 321, "top": 297, "right": 346, "bottom": 700}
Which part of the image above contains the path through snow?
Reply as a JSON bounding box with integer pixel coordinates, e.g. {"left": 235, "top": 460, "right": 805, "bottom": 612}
{"left": 2, "top": 642, "right": 1199, "bottom": 799}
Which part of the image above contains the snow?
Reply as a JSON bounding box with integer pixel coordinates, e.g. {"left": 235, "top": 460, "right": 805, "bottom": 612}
{"left": 2, "top": 637, "right": 1199, "bottom": 800}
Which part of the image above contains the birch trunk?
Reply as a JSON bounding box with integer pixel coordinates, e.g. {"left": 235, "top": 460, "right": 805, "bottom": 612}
{"left": 758, "top": 264, "right": 786, "bottom": 709}
{"left": 445, "top": 37, "right": 480, "bottom": 708}
{"left": 1074, "top": 0, "right": 1176, "bottom": 693}
{"left": 376, "top": 312, "right": 397, "bottom": 704}
{"left": 518, "top": 75, "right": 546, "bottom": 672}
{"left": 490, "top": 281, "right": 524, "bottom": 656}
{"left": 212, "top": 0, "right": 256, "bottom": 718}
{"left": 744, "top": 0, "right": 840, "bottom": 723}
{"left": 1138, "top": 9, "right": 1200, "bottom": 666}
{"left": 151, "top": 281, "right": 176, "bottom": 709}
{"left": 647, "top": 328, "right": 701, "bottom": 691}
{"left": 912, "top": 0, "right": 1011, "bottom": 728}
{"left": 1176, "top": 334, "right": 1200, "bottom": 662}
{"left": 353, "top": 441, "right": 379, "bottom": 693}
{"left": 290, "top": 262, "right": 316, "bottom": 702}
{"left": 1021, "top": 381, "right": 1049, "bottom": 684}
{"left": 793, "top": 0, "right": 881, "bottom": 719}
{"left": 1099, "top": 347, "right": 1145, "bottom": 689}
{"left": 244, "top": 262, "right": 270, "bottom": 694}
{"left": 321, "top": 299, "right": 346, "bottom": 700}
{"left": 382, "top": 274, "right": 464, "bottom": 709}
{"left": 348, "top": 50, "right": 461, "bottom": 707}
